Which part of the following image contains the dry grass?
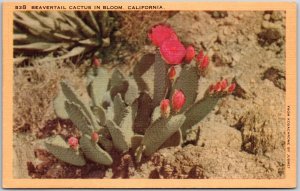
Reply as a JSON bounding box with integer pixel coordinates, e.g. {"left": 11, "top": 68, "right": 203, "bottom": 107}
{"left": 13, "top": 60, "right": 88, "bottom": 135}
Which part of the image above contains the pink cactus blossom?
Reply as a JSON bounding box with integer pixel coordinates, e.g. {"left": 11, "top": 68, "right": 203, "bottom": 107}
{"left": 68, "top": 137, "right": 79, "bottom": 150}
{"left": 160, "top": 99, "right": 171, "bottom": 118}
{"left": 160, "top": 36, "right": 186, "bottom": 65}
{"left": 172, "top": 90, "right": 186, "bottom": 112}
{"left": 184, "top": 45, "right": 195, "bottom": 63}
{"left": 148, "top": 24, "right": 177, "bottom": 47}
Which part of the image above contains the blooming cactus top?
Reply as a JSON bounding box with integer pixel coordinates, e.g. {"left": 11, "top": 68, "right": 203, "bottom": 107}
{"left": 148, "top": 24, "right": 177, "bottom": 47}
{"left": 159, "top": 36, "right": 186, "bottom": 65}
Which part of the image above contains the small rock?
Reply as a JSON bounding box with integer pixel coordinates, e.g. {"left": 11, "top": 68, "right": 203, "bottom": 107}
{"left": 208, "top": 11, "right": 228, "bottom": 19}
{"left": 271, "top": 11, "right": 283, "bottom": 21}
{"left": 257, "top": 29, "right": 281, "bottom": 46}
{"left": 188, "top": 166, "right": 206, "bottom": 179}
{"left": 232, "top": 53, "right": 241, "bottom": 63}
{"left": 264, "top": 14, "right": 271, "bottom": 21}
{"left": 237, "top": 35, "right": 244, "bottom": 44}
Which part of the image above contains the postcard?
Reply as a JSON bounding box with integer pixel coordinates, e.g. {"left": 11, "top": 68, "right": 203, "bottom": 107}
{"left": 2, "top": 1, "right": 297, "bottom": 188}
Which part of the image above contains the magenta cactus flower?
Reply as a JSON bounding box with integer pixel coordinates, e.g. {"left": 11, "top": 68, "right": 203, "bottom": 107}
{"left": 148, "top": 24, "right": 177, "bottom": 47}
{"left": 160, "top": 99, "right": 171, "bottom": 118}
{"left": 160, "top": 36, "right": 186, "bottom": 65}
{"left": 172, "top": 90, "right": 186, "bottom": 112}
{"left": 184, "top": 45, "right": 195, "bottom": 63}
{"left": 68, "top": 137, "right": 79, "bottom": 150}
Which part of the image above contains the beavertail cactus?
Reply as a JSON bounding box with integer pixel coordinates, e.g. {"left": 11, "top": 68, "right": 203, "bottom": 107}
{"left": 46, "top": 23, "right": 235, "bottom": 167}
{"left": 45, "top": 135, "right": 86, "bottom": 166}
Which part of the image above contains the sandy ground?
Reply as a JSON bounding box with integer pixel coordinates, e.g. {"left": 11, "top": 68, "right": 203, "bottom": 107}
{"left": 13, "top": 11, "right": 286, "bottom": 179}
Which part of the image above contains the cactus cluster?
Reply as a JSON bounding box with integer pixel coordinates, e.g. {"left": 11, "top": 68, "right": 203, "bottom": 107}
{"left": 14, "top": 11, "right": 118, "bottom": 64}
{"left": 46, "top": 24, "right": 236, "bottom": 166}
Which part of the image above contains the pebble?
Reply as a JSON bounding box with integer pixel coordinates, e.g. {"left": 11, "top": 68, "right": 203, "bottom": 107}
{"left": 263, "top": 14, "right": 271, "bottom": 21}
{"left": 223, "top": 27, "right": 230, "bottom": 35}
{"left": 237, "top": 35, "right": 244, "bottom": 44}
{"left": 232, "top": 53, "right": 240, "bottom": 62}
{"left": 271, "top": 11, "right": 282, "bottom": 21}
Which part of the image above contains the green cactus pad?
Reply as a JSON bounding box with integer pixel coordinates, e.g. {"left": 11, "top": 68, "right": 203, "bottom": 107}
{"left": 109, "top": 69, "right": 128, "bottom": 99}
{"left": 113, "top": 94, "right": 127, "bottom": 125}
{"left": 151, "top": 106, "right": 161, "bottom": 123}
{"left": 91, "top": 106, "right": 106, "bottom": 126}
{"left": 151, "top": 53, "right": 168, "bottom": 106}
{"left": 131, "top": 100, "right": 138, "bottom": 122}
{"left": 132, "top": 52, "right": 168, "bottom": 106}
{"left": 110, "top": 68, "right": 125, "bottom": 88}
{"left": 102, "top": 91, "right": 113, "bottom": 108}
{"left": 80, "top": 134, "right": 113, "bottom": 166}
{"left": 133, "top": 53, "right": 155, "bottom": 93}
{"left": 124, "top": 78, "right": 139, "bottom": 105}
{"left": 60, "top": 81, "right": 99, "bottom": 130}
{"left": 120, "top": 106, "right": 133, "bottom": 130}
{"left": 53, "top": 89, "right": 69, "bottom": 119}
{"left": 134, "top": 92, "right": 153, "bottom": 134}
{"left": 86, "top": 67, "right": 96, "bottom": 86}
{"left": 131, "top": 134, "right": 144, "bottom": 151}
{"left": 153, "top": 52, "right": 169, "bottom": 107}
{"left": 142, "top": 114, "right": 186, "bottom": 156}
{"left": 106, "top": 106, "right": 114, "bottom": 121}
{"left": 106, "top": 120, "right": 130, "bottom": 152}
{"left": 45, "top": 135, "right": 86, "bottom": 166}
{"left": 171, "top": 64, "right": 199, "bottom": 112}
{"left": 182, "top": 95, "right": 219, "bottom": 136}
{"left": 88, "top": 68, "right": 110, "bottom": 107}
{"left": 160, "top": 129, "right": 182, "bottom": 149}
{"left": 98, "top": 135, "right": 113, "bottom": 152}
{"left": 134, "top": 145, "right": 145, "bottom": 163}
{"left": 65, "top": 101, "right": 94, "bottom": 135}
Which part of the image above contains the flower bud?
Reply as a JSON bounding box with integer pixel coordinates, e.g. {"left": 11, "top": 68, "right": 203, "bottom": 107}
{"left": 160, "top": 99, "right": 170, "bottom": 118}
{"left": 168, "top": 66, "right": 176, "bottom": 81}
{"left": 185, "top": 46, "right": 195, "bottom": 63}
{"left": 214, "top": 81, "right": 222, "bottom": 92}
{"left": 199, "top": 55, "right": 209, "bottom": 71}
{"left": 92, "top": 57, "right": 101, "bottom": 67}
{"left": 196, "top": 50, "right": 204, "bottom": 63}
{"left": 228, "top": 83, "right": 236, "bottom": 94}
{"left": 91, "top": 132, "right": 99, "bottom": 142}
{"left": 68, "top": 137, "right": 79, "bottom": 150}
{"left": 209, "top": 84, "right": 215, "bottom": 94}
{"left": 172, "top": 90, "right": 186, "bottom": 113}
{"left": 220, "top": 79, "right": 228, "bottom": 91}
